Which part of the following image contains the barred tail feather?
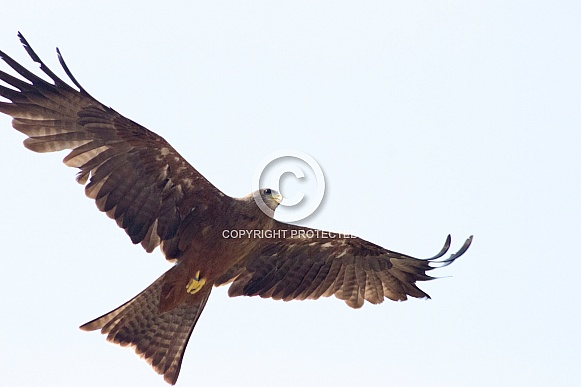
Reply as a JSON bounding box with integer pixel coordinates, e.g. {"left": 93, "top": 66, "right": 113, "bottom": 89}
{"left": 80, "top": 272, "right": 211, "bottom": 385}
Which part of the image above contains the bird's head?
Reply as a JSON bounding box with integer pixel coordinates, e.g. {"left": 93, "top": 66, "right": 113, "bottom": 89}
{"left": 257, "top": 188, "right": 283, "bottom": 211}
{"left": 244, "top": 188, "right": 283, "bottom": 218}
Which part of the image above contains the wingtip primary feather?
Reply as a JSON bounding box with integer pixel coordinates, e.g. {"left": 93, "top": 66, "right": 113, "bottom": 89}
{"left": 19, "top": 33, "right": 94, "bottom": 98}
{"left": 17, "top": 31, "right": 26, "bottom": 46}
{"left": 430, "top": 235, "right": 473, "bottom": 268}
{"left": 429, "top": 234, "right": 452, "bottom": 260}
{"left": 57, "top": 46, "right": 92, "bottom": 96}
{"left": 14, "top": 31, "right": 77, "bottom": 93}
{"left": 17, "top": 32, "right": 42, "bottom": 65}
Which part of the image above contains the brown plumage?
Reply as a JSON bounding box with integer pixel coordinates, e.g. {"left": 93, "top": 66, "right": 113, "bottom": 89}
{"left": 0, "top": 33, "right": 472, "bottom": 385}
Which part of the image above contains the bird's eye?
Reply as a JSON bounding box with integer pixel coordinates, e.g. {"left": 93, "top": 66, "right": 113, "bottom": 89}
{"left": 264, "top": 188, "right": 271, "bottom": 195}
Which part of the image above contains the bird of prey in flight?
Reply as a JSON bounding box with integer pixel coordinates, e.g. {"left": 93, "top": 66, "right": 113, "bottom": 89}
{"left": 0, "top": 33, "right": 472, "bottom": 385}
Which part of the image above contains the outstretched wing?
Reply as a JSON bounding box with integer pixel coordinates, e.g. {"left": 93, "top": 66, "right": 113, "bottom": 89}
{"left": 0, "top": 33, "right": 230, "bottom": 259}
{"left": 217, "top": 222, "right": 472, "bottom": 308}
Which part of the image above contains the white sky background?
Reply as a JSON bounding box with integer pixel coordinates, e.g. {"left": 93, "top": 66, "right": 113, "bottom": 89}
{"left": 1, "top": 2, "right": 580, "bottom": 386}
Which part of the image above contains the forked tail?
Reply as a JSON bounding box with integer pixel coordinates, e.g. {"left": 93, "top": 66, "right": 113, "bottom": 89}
{"left": 80, "top": 271, "right": 211, "bottom": 385}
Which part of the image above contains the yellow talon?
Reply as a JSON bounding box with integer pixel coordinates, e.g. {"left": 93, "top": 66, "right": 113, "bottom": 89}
{"left": 185, "top": 271, "right": 206, "bottom": 294}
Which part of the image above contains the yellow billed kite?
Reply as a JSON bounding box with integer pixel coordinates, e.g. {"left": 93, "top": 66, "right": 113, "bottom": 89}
{"left": 0, "top": 33, "right": 472, "bottom": 384}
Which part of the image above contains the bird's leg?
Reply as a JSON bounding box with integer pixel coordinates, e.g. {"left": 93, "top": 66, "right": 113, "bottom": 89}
{"left": 185, "top": 271, "right": 206, "bottom": 294}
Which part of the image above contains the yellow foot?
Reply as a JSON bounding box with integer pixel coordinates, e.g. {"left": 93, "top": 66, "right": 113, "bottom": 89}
{"left": 185, "top": 271, "right": 206, "bottom": 294}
